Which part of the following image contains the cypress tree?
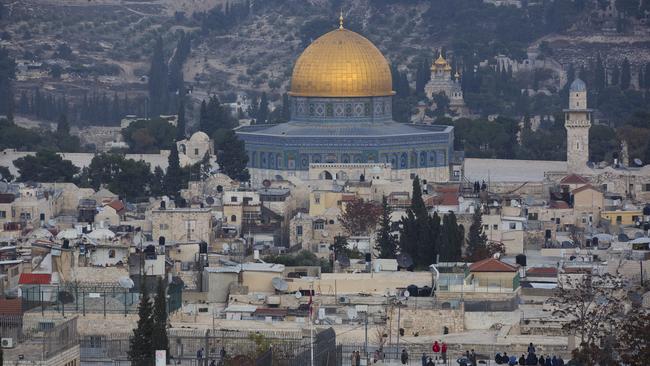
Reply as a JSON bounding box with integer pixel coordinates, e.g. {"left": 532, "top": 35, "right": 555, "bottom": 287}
{"left": 281, "top": 92, "right": 290, "bottom": 122}
{"left": 164, "top": 143, "right": 183, "bottom": 198}
{"left": 439, "top": 212, "right": 463, "bottom": 261}
{"left": 199, "top": 100, "right": 209, "bottom": 133}
{"left": 621, "top": 57, "right": 631, "bottom": 90}
{"left": 148, "top": 36, "right": 168, "bottom": 118}
{"left": 151, "top": 277, "right": 170, "bottom": 364}
{"left": 128, "top": 284, "right": 154, "bottom": 364}
{"left": 216, "top": 130, "right": 250, "bottom": 181}
{"left": 466, "top": 206, "right": 488, "bottom": 260}
{"left": 594, "top": 54, "right": 606, "bottom": 91}
{"left": 257, "top": 92, "right": 269, "bottom": 124}
{"left": 176, "top": 99, "right": 186, "bottom": 141}
{"left": 638, "top": 67, "right": 644, "bottom": 90}
{"left": 611, "top": 64, "right": 620, "bottom": 86}
{"left": 56, "top": 113, "right": 70, "bottom": 135}
{"left": 375, "top": 196, "right": 397, "bottom": 259}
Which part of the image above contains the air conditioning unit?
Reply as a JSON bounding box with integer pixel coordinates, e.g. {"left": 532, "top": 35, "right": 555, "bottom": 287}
{"left": 339, "top": 296, "right": 350, "bottom": 304}
{"left": 1, "top": 337, "right": 14, "bottom": 348}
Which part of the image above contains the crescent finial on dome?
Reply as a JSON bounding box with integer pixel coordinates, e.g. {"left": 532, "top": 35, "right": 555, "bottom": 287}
{"left": 339, "top": 10, "right": 344, "bottom": 29}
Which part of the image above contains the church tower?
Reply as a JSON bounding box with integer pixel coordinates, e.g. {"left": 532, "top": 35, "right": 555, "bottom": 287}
{"left": 564, "top": 78, "right": 592, "bottom": 173}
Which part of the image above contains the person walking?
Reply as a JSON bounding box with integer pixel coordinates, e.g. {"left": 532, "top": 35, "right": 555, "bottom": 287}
{"left": 421, "top": 353, "right": 428, "bottom": 366}
{"left": 519, "top": 354, "right": 526, "bottom": 365}
{"left": 432, "top": 341, "right": 441, "bottom": 360}
{"left": 527, "top": 343, "right": 536, "bottom": 355}
{"left": 538, "top": 355, "right": 545, "bottom": 366}
{"left": 470, "top": 349, "right": 477, "bottom": 366}
{"left": 401, "top": 349, "right": 409, "bottom": 365}
{"left": 441, "top": 342, "right": 447, "bottom": 363}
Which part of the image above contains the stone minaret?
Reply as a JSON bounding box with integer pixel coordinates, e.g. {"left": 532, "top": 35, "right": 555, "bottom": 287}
{"left": 564, "top": 78, "right": 592, "bottom": 173}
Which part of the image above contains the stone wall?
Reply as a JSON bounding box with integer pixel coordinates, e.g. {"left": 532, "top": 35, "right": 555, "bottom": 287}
{"left": 389, "top": 307, "right": 464, "bottom": 337}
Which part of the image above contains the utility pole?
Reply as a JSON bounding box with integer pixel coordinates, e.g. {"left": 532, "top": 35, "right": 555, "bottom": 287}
{"left": 364, "top": 311, "right": 368, "bottom": 359}
{"left": 396, "top": 301, "right": 401, "bottom": 355}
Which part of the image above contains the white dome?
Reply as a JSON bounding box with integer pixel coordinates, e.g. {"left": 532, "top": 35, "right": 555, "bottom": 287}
{"left": 30, "top": 228, "right": 53, "bottom": 239}
{"left": 56, "top": 229, "right": 79, "bottom": 240}
{"left": 87, "top": 228, "right": 116, "bottom": 240}
{"left": 189, "top": 131, "right": 210, "bottom": 143}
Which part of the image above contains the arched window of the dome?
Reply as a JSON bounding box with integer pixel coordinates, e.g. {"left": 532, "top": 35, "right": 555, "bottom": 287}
{"left": 300, "top": 155, "right": 309, "bottom": 169}
{"left": 261, "top": 153, "right": 267, "bottom": 168}
{"left": 420, "top": 151, "right": 428, "bottom": 167}
{"left": 276, "top": 153, "right": 283, "bottom": 169}
{"left": 268, "top": 153, "right": 276, "bottom": 169}
{"left": 251, "top": 151, "right": 257, "bottom": 167}
{"left": 400, "top": 153, "right": 408, "bottom": 169}
{"left": 390, "top": 154, "right": 397, "bottom": 169}
{"left": 410, "top": 152, "right": 417, "bottom": 167}
{"left": 429, "top": 151, "right": 437, "bottom": 165}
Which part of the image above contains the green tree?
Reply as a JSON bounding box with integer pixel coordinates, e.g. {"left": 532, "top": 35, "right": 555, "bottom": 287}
{"left": 176, "top": 99, "right": 186, "bottom": 141}
{"left": 594, "top": 54, "right": 606, "bottom": 92}
{"left": 215, "top": 130, "right": 249, "bottom": 181}
{"left": 122, "top": 118, "right": 176, "bottom": 153}
{"left": 466, "top": 207, "right": 488, "bottom": 261}
{"left": 0, "top": 165, "right": 13, "bottom": 182}
{"left": 330, "top": 235, "right": 349, "bottom": 259}
{"left": 151, "top": 166, "right": 166, "bottom": 197}
{"left": 399, "top": 177, "right": 439, "bottom": 267}
{"left": 258, "top": 92, "right": 269, "bottom": 124}
{"left": 14, "top": 151, "right": 78, "bottom": 182}
{"left": 164, "top": 143, "right": 183, "bottom": 197}
{"left": 128, "top": 285, "right": 154, "bottom": 365}
{"left": 151, "top": 278, "right": 170, "bottom": 364}
{"left": 375, "top": 196, "right": 397, "bottom": 259}
{"left": 82, "top": 154, "right": 153, "bottom": 201}
{"left": 56, "top": 113, "right": 70, "bottom": 135}
{"left": 439, "top": 212, "right": 464, "bottom": 261}
{"left": 148, "top": 36, "right": 168, "bottom": 117}
{"left": 0, "top": 48, "right": 16, "bottom": 120}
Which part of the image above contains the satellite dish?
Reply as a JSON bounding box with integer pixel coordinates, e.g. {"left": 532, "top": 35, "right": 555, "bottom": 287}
{"left": 262, "top": 179, "right": 271, "bottom": 188}
{"left": 118, "top": 276, "right": 135, "bottom": 289}
{"left": 205, "top": 196, "right": 215, "bottom": 205}
{"left": 294, "top": 291, "right": 302, "bottom": 299}
{"left": 634, "top": 158, "right": 643, "bottom": 166}
{"left": 403, "top": 290, "right": 410, "bottom": 298}
{"left": 396, "top": 253, "right": 414, "bottom": 269}
{"left": 272, "top": 277, "right": 289, "bottom": 292}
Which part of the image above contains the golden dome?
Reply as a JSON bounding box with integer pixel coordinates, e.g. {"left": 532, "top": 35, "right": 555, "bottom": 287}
{"left": 289, "top": 28, "right": 394, "bottom": 97}
{"left": 434, "top": 54, "right": 448, "bottom": 66}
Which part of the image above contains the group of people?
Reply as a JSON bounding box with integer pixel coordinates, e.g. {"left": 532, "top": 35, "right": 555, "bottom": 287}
{"left": 194, "top": 346, "right": 227, "bottom": 366}
{"left": 495, "top": 344, "right": 565, "bottom": 366}
{"left": 350, "top": 350, "right": 362, "bottom": 366}
{"left": 420, "top": 341, "right": 448, "bottom": 365}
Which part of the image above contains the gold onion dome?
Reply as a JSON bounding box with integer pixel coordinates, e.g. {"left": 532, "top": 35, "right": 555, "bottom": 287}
{"left": 434, "top": 54, "right": 448, "bottom": 66}
{"left": 289, "top": 20, "right": 394, "bottom": 98}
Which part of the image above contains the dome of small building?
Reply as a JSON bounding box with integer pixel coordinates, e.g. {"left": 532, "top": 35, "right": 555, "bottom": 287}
{"left": 87, "top": 228, "right": 116, "bottom": 240}
{"left": 289, "top": 25, "right": 393, "bottom": 98}
{"left": 189, "top": 131, "right": 210, "bottom": 143}
{"left": 570, "top": 78, "right": 587, "bottom": 92}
